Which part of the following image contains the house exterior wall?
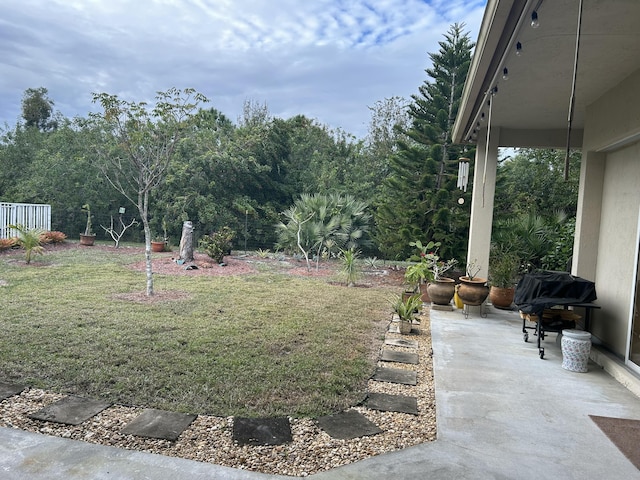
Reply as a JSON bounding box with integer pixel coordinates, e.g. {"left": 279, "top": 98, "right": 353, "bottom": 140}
{"left": 576, "top": 68, "right": 640, "bottom": 357}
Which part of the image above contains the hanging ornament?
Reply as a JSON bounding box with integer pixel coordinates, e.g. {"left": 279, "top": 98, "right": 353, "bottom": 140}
{"left": 457, "top": 157, "right": 470, "bottom": 192}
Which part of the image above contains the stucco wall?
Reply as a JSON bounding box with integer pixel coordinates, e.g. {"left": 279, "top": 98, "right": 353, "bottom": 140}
{"left": 591, "top": 144, "right": 640, "bottom": 353}
{"left": 580, "top": 67, "right": 640, "bottom": 357}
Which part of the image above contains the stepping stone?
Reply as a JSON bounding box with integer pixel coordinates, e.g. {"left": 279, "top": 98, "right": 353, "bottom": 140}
{"left": 121, "top": 409, "right": 197, "bottom": 441}
{"left": 317, "top": 409, "right": 382, "bottom": 440}
{"left": 372, "top": 367, "right": 417, "bottom": 386}
{"left": 385, "top": 338, "right": 418, "bottom": 348}
{"left": 28, "top": 396, "right": 111, "bottom": 425}
{"left": 366, "top": 392, "right": 419, "bottom": 415}
{"left": 380, "top": 349, "right": 419, "bottom": 364}
{"left": 0, "top": 382, "right": 25, "bottom": 401}
{"left": 233, "top": 417, "right": 292, "bottom": 446}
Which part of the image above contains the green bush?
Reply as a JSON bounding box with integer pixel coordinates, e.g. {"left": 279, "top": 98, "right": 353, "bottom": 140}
{"left": 199, "top": 227, "right": 235, "bottom": 263}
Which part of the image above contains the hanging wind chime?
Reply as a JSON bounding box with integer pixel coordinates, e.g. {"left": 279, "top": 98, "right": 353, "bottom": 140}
{"left": 457, "top": 157, "right": 470, "bottom": 192}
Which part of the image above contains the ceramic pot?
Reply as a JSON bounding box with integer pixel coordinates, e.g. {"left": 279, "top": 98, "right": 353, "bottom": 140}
{"left": 489, "top": 286, "right": 515, "bottom": 309}
{"left": 458, "top": 276, "right": 490, "bottom": 306}
{"left": 427, "top": 278, "right": 456, "bottom": 305}
{"left": 419, "top": 283, "right": 431, "bottom": 303}
{"left": 151, "top": 241, "right": 165, "bottom": 252}
{"left": 398, "top": 319, "right": 413, "bottom": 334}
{"left": 79, "top": 234, "right": 96, "bottom": 246}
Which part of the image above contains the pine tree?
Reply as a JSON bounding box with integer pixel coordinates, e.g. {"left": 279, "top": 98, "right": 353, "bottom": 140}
{"left": 375, "top": 23, "right": 475, "bottom": 261}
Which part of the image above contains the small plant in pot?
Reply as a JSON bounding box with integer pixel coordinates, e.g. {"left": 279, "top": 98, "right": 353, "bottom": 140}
{"left": 406, "top": 240, "right": 439, "bottom": 302}
{"left": 489, "top": 251, "right": 520, "bottom": 309}
{"left": 79, "top": 203, "right": 96, "bottom": 246}
{"left": 151, "top": 236, "right": 166, "bottom": 252}
{"left": 391, "top": 293, "right": 422, "bottom": 334}
{"left": 458, "top": 259, "right": 490, "bottom": 306}
{"left": 425, "top": 255, "right": 458, "bottom": 306}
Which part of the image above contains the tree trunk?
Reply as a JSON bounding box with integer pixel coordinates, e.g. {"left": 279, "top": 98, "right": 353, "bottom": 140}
{"left": 179, "top": 221, "right": 194, "bottom": 262}
{"left": 142, "top": 218, "right": 154, "bottom": 296}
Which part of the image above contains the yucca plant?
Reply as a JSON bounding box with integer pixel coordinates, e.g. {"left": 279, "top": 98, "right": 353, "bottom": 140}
{"left": 391, "top": 294, "right": 422, "bottom": 334}
{"left": 338, "top": 248, "right": 361, "bottom": 287}
{"left": 8, "top": 224, "right": 45, "bottom": 264}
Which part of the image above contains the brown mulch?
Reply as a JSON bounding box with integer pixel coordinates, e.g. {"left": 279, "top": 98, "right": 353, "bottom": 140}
{"left": 1, "top": 241, "right": 407, "bottom": 292}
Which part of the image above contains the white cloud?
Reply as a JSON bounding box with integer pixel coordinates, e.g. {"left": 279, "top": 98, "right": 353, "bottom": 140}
{"left": 0, "top": 0, "right": 486, "bottom": 137}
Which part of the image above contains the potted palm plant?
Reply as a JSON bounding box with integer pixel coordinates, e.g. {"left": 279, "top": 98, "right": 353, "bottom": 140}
{"left": 79, "top": 204, "right": 96, "bottom": 246}
{"left": 391, "top": 293, "right": 422, "bottom": 334}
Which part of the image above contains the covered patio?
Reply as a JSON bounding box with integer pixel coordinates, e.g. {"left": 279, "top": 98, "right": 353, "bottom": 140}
{"left": 453, "top": 0, "right": 640, "bottom": 375}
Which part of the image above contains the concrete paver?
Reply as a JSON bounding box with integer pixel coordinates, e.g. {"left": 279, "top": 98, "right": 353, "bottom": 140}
{"left": 121, "top": 408, "right": 197, "bottom": 441}
{"left": 365, "top": 392, "right": 418, "bottom": 415}
{"left": 232, "top": 417, "right": 292, "bottom": 446}
{"left": 380, "top": 349, "right": 419, "bottom": 364}
{"left": 316, "top": 410, "right": 382, "bottom": 440}
{"left": 28, "top": 396, "right": 111, "bottom": 426}
{"left": 372, "top": 367, "right": 417, "bottom": 385}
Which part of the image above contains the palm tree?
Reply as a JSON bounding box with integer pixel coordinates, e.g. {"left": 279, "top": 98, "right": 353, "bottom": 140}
{"left": 9, "top": 224, "right": 45, "bottom": 264}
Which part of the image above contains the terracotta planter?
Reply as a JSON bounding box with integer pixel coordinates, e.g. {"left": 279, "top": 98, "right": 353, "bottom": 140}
{"left": 489, "top": 286, "right": 515, "bottom": 309}
{"left": 457, "top": 276, "right": 490, "bottom": 306}
{"left": 151, "top": 241, "right": 166, "bottom": 252}
{"left": 427, "top": 278, "right": 456, "bottom": 305}
{"left": 419, "top": 283, "right": 431, "bottom": 303}
{"left": 79, "top": 234, "right": 96, "bottom": 246}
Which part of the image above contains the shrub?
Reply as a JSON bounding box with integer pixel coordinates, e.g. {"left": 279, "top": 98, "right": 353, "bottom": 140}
{"left": 40, "top": 231, "right": 67, "bottom": 244}
{"left": 199, "top": 227, "right": 235, "bottom": 263}
{"left": 0, "top": 238, "right": 17, "bottom": 251}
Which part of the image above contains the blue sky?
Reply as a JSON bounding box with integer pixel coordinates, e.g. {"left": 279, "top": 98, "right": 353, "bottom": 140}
{"left": 0, "top": 0, "right": 486, "bottom": 138}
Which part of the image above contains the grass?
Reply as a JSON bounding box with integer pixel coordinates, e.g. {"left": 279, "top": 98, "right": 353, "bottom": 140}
{"left": 0, "top": 244, "right": 394, "bottom": 418}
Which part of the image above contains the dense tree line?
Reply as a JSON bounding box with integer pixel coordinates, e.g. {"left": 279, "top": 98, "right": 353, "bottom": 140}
{"left": 0, "top": 25, "right": 579, "bottom": 265}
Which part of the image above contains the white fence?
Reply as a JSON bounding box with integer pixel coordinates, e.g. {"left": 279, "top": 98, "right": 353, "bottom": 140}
{"left": 0, "top": 203, "right": 52, "bottom": 239}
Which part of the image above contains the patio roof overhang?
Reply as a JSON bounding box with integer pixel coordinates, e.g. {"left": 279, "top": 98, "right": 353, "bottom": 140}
{"left": 452, "top": 0, "right": 640, "bottom": 148}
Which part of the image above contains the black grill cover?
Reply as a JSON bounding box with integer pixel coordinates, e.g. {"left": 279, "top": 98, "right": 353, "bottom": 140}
{"left": 514, "top": 271, "right": 597, "bottom": 314}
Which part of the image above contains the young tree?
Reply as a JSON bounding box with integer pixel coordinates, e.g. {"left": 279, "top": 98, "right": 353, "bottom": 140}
{"left": 90, "top": 88, "right": 208, "bottom": 295}
{"left": 375, "top": 24, "right": 475, "bottom": 261}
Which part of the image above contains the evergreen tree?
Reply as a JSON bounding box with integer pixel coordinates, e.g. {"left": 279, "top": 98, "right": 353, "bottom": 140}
{"left": 21, "top": 87, "right": 57, "bottom": 131}
{"left": 375, "top": 24, "right": 475, "bottom": 261}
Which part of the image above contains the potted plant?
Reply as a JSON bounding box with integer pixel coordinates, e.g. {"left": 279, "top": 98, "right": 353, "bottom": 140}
{"left": 79, "top": 204, "right": 96, "bottom": 246}
{"left": 424, "top": 249, "right": 458, "bottom": 306}
{"left": 151, "top": 233, "right": 166, "bottom": 252}
{"left": 489, "top": 251, "right": 520, "bottom": 309}
{"left": 458, "top": 259, "right": 490, "bottom": 306}
{"left": 391, "top": 293, "right": 422, "bottom": 334}
{"left": 406, "top": 240, "right": 439, "bottom": 302}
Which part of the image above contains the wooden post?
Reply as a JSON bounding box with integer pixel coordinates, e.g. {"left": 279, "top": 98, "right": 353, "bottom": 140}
{"left": 179, "top": 221, "right": 194, "bottom": 262}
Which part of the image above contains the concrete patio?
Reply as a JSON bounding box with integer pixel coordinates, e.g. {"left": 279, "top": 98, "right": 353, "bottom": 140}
{"left": 1, "top": 306, "right": 640, "bottom": 479}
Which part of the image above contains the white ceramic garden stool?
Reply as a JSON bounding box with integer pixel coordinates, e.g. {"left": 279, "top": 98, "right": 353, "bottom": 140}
{"left": 561, "top": 329, "right": 592, "bottom": 373}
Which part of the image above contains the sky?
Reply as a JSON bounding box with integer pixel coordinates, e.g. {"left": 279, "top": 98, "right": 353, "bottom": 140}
{"left": 1, "top": 0, "right": 486, "bottom": 139}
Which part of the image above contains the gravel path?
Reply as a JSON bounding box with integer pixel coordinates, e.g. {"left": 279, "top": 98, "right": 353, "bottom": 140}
{"left": 0, "top": 312, "right": 435, "bottom": 477}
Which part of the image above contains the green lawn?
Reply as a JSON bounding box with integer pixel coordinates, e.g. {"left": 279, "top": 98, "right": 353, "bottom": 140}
{"left": 0, "top": 244, "right": 394, "bottom": 418}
